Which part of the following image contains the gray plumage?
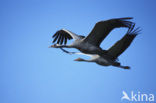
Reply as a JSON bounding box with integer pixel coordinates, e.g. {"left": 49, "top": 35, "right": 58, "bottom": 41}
{"left": 50, "top": 17, "right": 134, "bottom": 56}
{"left": 61, "top": 27, "right": 140, "bottom": 69}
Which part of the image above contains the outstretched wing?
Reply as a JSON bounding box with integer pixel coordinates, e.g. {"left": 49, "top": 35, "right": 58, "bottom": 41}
{"left": 52, "top": 29, "right": 84, "bottom": 45}
{"left": 107, "top": 27, "right": 140, "bottom": 59}
{"left": 84, "top": 17, "right": 134, "bottom": 47}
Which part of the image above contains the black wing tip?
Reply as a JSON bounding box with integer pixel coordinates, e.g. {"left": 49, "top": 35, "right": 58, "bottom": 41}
{"left": 133, "top": 27, "right": 142, "bottom": 35}
{"left": 127, "top": 23, "right": 135, "bottom": 33}
{"left": 128, "top": 27, "right": 142, "bottom": 36}
{"left": 119, "top": 17, "right": 133, "bottom": 20}
{"left": 120, "top": 19, "right": 135, "bottom": 29}
{"left": 97, "top": 17, "right": 133, "bottom": 24}
{"left": 52, "top": 29, "right": 73, "bottom": 45}
{"left": 110, "top": 17, "right": 133, "bottom": 21}
{"left": 52, "top": 30, "right": 60, "bottom": 38}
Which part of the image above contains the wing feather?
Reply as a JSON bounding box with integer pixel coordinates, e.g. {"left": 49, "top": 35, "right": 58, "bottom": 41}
{"left": 84, "top": 17, "right": 135, "bottom": 46}
{"left": 52, "top": 33, "right": 59, "bottom": 43}
{"left": 52, "top": 29, "right": 81, "bottom": 45}
{"left": 107, "top": 27, "right": 140, "bottom": 59}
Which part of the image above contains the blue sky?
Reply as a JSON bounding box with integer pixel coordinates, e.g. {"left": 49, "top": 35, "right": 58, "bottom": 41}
{"left": 1, "top": 0, "right": 156, "bottom": 103}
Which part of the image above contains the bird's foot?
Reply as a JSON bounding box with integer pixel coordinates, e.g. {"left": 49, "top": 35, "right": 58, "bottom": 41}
{"left": 123, "top": 66, "right": 130, "bottom": 69}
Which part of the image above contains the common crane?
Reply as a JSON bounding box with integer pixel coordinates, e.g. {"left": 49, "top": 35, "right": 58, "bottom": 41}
{"left": 49, "top": 17, "right": 134, "bottom": 56}
{"left": 61, "top": 27, "right": 140, "bottom": 69}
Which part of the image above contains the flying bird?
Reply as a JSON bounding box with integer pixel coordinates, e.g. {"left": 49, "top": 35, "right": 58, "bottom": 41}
{"left": 49, "top": 17, "right": 134, "bottom": 56}
{"left": 61, "top": 27, "right": 140, "bottom": 69}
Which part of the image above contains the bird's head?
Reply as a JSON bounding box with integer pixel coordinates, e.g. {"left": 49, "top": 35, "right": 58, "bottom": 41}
{"left": 48, "top": 44, "right": 59, "bottom": 48}
{"left": 74, "top": 58, "right": 85, "bottom": 62}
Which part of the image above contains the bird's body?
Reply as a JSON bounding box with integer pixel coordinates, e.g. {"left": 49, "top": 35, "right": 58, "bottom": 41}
{"left": 73, "top": 40, "right": 104, "bottom": 54}
{"left": 61, "top": 27, "right": 140, "bottom": 69}
{"left": 52, "top": 32, "right": 105, "bottom": 54}
{"left": 49, "top": 17, "right": 140, "bottom": 69}
{"left": 50, "top": 17, "right": 134, "bottom": 56}
{"left": 74, "top": 54, "right": 129, "bottom": 69}
{"left": 89, "top": 55, "right": 111, "bottom": 66}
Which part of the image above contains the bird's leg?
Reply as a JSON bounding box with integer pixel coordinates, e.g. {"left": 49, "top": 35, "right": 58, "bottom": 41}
{"left": 119, "top": 65, "right": 130, "bottom": 69}
{"left": 49, "top": 44, "right": 72, "bottom": 48}
{"left": 60, "top": 48, "right": 93, "bottom": 62}
{"left": 114, "top": 65, "right": 130, "bottom": 69}
{"left": 60, "top": 48, "right": 76, "bottom": 55}
{"left": 112, "top": 62, "right": 130, "bottom": 69}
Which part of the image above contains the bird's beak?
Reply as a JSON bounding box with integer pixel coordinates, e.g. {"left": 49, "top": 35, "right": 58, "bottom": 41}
{"left": 48, "top": 45, "right": 52, "bottom": 48}
{"left": 48, "top": 45, "right": 53, "bottom": 48}
{"left": 74, "top": 58, "right": 82, "bottom": 61}
{"left": 48, "top": 45, "right": 55, "bottom": 48}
